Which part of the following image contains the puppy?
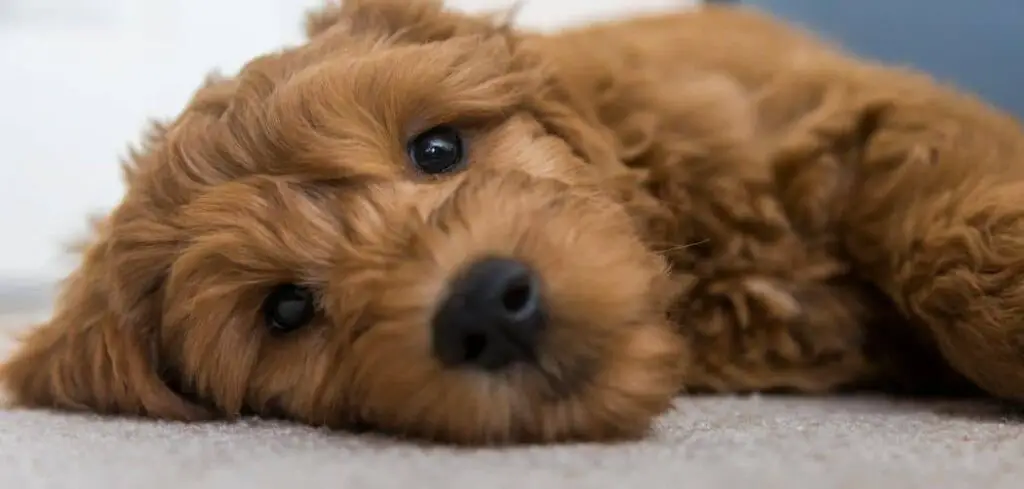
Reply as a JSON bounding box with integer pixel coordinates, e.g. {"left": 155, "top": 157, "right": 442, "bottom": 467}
{"left": 4, "top": 0, "right": 1024, "bottom": 445}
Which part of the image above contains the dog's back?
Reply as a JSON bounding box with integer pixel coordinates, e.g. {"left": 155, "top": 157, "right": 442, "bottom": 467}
{"left": 537, "top": 5, "right": 1024, "bottom": 400}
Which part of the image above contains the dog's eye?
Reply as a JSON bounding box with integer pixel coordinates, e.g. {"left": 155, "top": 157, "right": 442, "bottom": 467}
{"left": 262, "top": 284, "right": 316, "bottom": 334}
{"left": 407, "top": 125, "right": 464, "bottom": 174}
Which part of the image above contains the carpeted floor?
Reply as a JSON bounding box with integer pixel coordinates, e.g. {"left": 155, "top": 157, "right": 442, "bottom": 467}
{"left": 2, "top": 314, "right": 1023, "bottom": 489}
{"left": 1, "top": 395, "right": 1021, "bottom": 488}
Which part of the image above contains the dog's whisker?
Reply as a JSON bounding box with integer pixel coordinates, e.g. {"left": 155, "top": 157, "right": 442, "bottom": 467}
{"left": 651, "top": 239, "right": 710, "bottom": 254}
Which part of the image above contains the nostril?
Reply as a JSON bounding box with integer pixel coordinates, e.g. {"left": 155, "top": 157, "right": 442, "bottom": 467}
{"left": 463, "top": 333, "right": 487, "bottom": 363}
{"left": 500, "top": 277, "right": 534, "bottom": 315}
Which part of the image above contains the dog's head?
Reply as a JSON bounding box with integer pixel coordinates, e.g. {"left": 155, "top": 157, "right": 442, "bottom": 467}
{"left": 0, "top": 0, "right": 684, "bottom": 444}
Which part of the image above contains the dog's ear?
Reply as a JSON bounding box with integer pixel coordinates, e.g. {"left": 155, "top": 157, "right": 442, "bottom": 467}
{"left": 305, "top": 2, "right": 634, "bottom": 179}
{"left": 305, "top": 0, "right": 508, "bottom": 43}
{"left": 0, "top": 214, "right": 207, "bottom": 420}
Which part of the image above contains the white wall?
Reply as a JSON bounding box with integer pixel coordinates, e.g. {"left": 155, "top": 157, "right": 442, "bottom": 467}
{"left": 0, "top": 0, "right": 689, "bottom": 283}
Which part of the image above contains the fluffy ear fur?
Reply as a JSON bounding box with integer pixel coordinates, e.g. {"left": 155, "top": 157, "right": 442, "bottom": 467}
{"left": 305, "top": 0, "right": 627, "bottom": 174}
{"left": 0, "top": 216, "right": 206, "bottom": 420}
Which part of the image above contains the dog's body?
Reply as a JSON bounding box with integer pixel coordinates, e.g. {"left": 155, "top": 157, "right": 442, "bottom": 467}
{"left": 528, "top": 6, "right": 1023, "bottom": 396}
{"left": 4, "top": 1, "right": 1024, "bottom": 444}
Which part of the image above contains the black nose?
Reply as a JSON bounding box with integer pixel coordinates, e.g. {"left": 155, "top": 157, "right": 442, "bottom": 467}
{"left": 432, "top": 257, "right": 546, "bottom": 370}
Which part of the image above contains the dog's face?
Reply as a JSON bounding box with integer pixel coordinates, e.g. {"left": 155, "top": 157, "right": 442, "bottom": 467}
{"left": 1, "top": 0, "right": 684, "bottom": 444}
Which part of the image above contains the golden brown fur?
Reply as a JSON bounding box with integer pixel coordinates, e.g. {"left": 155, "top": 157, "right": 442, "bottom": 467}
{"left": 4, "top": 0, "right": 1024, "bottom": 445}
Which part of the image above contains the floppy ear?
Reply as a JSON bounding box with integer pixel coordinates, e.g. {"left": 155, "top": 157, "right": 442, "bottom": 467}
{"left": 305, "top": 1, "right": 626, "bottom": 172}
{"left": 0, "top": 213, "right": 207, "bottom": 420}
{"left": 304, "top": 0, "right": 651, "bottom": 210}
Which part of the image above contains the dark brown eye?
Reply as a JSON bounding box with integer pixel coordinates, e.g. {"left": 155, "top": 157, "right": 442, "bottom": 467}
{"left": 263, "top": 284, "right": 316, "bottom": 334}
{"left": 408, "top": 125, "right": 465, "bottom": 174}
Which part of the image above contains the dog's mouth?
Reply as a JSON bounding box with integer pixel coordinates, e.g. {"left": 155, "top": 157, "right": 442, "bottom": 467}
{"left": 437, "top": 315, "right": 681, "bottom": 445}
{"left": 343, "top": 318, "right": 676, "bottom": 446}
{"left": 529, "top": 353, "right": 601, "bottom": 401}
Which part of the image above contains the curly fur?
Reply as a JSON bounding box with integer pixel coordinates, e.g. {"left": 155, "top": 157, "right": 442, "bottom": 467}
{"left": 3, "top": 0, "right": 1024, "bottom": 445}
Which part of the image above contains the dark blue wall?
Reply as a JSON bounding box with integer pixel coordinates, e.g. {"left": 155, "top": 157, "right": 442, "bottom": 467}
{"left": 733, "top": 0, "right": 1024, "bottom": 119}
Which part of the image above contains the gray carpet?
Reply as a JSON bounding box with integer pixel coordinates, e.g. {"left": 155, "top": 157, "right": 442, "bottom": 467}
{"left": 2, "top": 315, "right": 1023, "bottom": 488}
{"left": 1, "top": 396, "right": 1021, "bottom": 489}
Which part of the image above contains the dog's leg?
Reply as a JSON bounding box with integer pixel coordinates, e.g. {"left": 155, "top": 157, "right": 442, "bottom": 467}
{"left": 833, "top": 98, "right": 1024, "bottom": 401}
{"left": 668, "top": 270, "right": 894, "bottom": 394}
{"left": 844, "top": 156, "right": 1024, "bottom": 400}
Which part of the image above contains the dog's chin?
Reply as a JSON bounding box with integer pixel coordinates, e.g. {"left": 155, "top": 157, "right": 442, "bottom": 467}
{"left": 336, "top": 309, "right": 684, "bottom": 446}
{"left": 491, "top": 317, "right": 686, "bottom": 445}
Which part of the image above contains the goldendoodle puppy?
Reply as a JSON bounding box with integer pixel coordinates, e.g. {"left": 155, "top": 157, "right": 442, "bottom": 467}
{"left": 4, "top": 0, "right": 1024, "bottom": 444}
